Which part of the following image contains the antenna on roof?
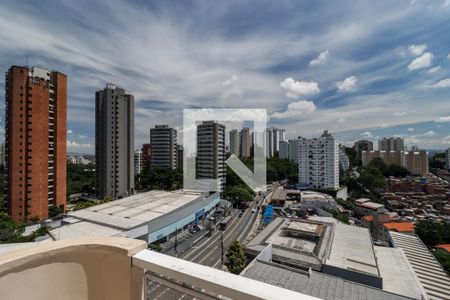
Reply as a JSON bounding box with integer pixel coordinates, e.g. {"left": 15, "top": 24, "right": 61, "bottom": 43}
{"left": 25, "top": 55, "right": 29, "bottom": 67}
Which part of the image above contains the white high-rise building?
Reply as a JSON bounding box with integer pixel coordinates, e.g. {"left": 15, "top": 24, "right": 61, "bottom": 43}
{"left": 134, "top": 150, "right": 143, "bottom": 176}
{"left": 298, "top": 130, "right": 339, "bottom": 190}
{"left": 150, "top": 125, "right": 177, "bottom": 170}
{"left": 265, "top": 127, "right": 286, "bottom": 157}
{"left": 229, "top": 129, "right": 240, "bottom": 157}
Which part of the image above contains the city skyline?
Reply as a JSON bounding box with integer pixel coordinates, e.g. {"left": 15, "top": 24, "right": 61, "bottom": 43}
{"left": 0, "top": 1, "right": 450, "bottom": 154}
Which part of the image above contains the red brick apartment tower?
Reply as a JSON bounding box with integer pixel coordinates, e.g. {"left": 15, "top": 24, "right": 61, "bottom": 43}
{"left": 5, "top": 66, "right": 67, "bottom": 222}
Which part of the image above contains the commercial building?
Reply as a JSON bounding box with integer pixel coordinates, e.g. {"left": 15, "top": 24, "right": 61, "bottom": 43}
{"left": 390, "top": 231, "right": 450, "bottom": 299}
{"left": 150, "top": 125, "right": 177, "bottom": 170}
{"left": 240, "top": 127, "right": 252, "bottom": 158}
{"left": 354, "top": 198, "right": 386, "bottom": 216}
{"left": 297, "top": 130, "right": 339, "bottom": 190}
{"left": 379, "top": 137, "right": 404, "bottom": 152}
{"left": 95, "top": 84, "right": 134, "bottom": 200}
{"left": 196, "top": 121, "right": 226, "bottom": 191}
{"left": 362, "top": 150, "right": 429, "bottom": 176}
{"left": 56, "top": 190, "right": 221, "bottom": 243}
{"left": 5, "top": 66, "right": 67, "bottom": 222}
{"left": 353, "top": 140, "right": 373, "bottom": 156}
{"left": 134, "top": 150, "right": 142, "bottom": 176}
{"left": 141, "top": 143, "right": 151, "bottom": 171}
{"left": 229, "top": 129, "right": 240, "bottom": 156}
{"left": 242, "top": 245, "right": 412, "bottom": 300}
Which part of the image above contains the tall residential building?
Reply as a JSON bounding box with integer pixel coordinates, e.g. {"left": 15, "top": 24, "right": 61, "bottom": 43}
{"left": 279, "top": 141, "right": 289, "bottom": 160}
{"left": 379, "top": 137, "right": 404, "bottom": 152}
{"left": 240, "top": 127, "right": 251, "bottom": 158}
{"left": 229, "top": 129, "right": 240, "bottom": 156}
{"left": 339, "top": 146, "right": 350, "bottom": 172}
{"left": 353, "top": 140, "right": 373, "bottom": 156}
{"left": 196, "top": 121, "right": 226, "bottom": 190}
{"left": 5, "top": 66, "right": 67, "bottom": 222}
{"left": 95, "top": 84, "right": 134, "bottom": 200}
{"left": 298, "top": 130, "right": 339, "bottom": 189}
{"left": 362, "top": 150, "right": 429, "bottom": 176}
{"left": 150, "top": 125, "right": 177, "bottom": 169}
{"left": 265, "top": 127, "right": 286, "bottom": 157}
{"left": 141, "top": 143, "right": 151, "bottom": 171}
{"left": 134, "top": 150, "right": 142, "bottom": 176}
{"left": 288, "top": 139, "right": 299, "bottom": 164}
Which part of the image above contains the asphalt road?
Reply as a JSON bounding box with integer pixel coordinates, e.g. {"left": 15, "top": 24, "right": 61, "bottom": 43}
{"left": 146, "top": 195, "right": 262, "bottom": 299}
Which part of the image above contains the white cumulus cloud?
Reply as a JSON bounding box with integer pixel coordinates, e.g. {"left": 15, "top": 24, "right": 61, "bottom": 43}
{"left": 421, "top": 130, "right": 436, "bottom": 137}
{"left": 271, "top": 100, "right": 316, "bottom": 119}
{"left": 280, "top": 77, "right": 320, "bottom": 98}
{"left": 435, "top": 116, "right": 450, "bottom": 123}
{"left": 432, "top": 78, "right": 450, "bottom": 88}
{"left": 408, "top": 52, "right": 433, "bottom": 70}
{"left": 336, "top": 75, "right": 358, "bottom": 92}
{"left": 360, "top": 131, "right": 373, "bottom": 139}
{"left": 309, "top": 50, "right": 329, "bottom": 66}
{"left": 408, "top": 44, "right": 427, "bottom": 56}
{"left": 67, "top": 129, "right": 73, "bottom": 134}
{"left": 407, "top": 128, "right": 415, "bottom": 132}
{"left": 427, "top": 66, "right": 441, "bottom": 74}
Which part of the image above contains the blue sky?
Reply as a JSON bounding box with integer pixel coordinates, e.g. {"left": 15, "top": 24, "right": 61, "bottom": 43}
{"left": 0, "top": 0, "right": 450, "bottom": 153}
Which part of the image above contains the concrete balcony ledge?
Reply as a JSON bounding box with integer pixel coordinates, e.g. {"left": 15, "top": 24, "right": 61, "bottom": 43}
{"left": 0, "top": 237, "right": 317, "bottom": 300}
{"left": 0, "top": 237, "right": 147, "bottom": 300}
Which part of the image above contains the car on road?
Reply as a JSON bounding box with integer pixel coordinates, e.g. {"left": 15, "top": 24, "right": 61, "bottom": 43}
{"left": 238, "top": 212, "right": 243, "bottom": 218}
{"left": 251, "top": 209, "right": 256, "bottom": 213}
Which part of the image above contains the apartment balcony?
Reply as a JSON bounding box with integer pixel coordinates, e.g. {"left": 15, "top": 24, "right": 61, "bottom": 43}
{"left": 0, "top": 237, "right": 314, "bottom": 300}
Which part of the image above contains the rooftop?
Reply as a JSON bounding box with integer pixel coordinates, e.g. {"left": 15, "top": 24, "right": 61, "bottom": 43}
{"left": 382, "top": 222, "right": 415, "bottom": 232}
{"left": 435, "top": 244, "right": 450, "bottom": 253}
{"left": 242, "top": 259, "right": 412, "bottom": 300}
{"left": 69, "top": 190, "right": 204, "bottom": 230}
{"left": 390, "top": 231, "right": 450, "bottom": 300}
{"left": 374, "top": 246, "right": 425, "bottom": 299}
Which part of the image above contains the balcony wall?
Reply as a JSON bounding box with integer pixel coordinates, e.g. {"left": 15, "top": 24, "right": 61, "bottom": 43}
{"left": 0, "top": 237, "right": 147, "bottom": 300}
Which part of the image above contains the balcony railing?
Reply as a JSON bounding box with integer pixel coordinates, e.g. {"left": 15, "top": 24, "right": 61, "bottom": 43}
{"left": 0, "top": 237, "right": 316, "bottom": 300}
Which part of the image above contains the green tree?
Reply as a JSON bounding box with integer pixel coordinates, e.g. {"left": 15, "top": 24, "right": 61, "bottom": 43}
{"left": 415, "top": 220, "right": 450, "bottom": 247}
{"left": 225, "top": 240, "right": 246, "bottom": 274}
{"left": 48, "top": 205, "right": 62, "bottom": 218}
{"left": 433, "top": 249, "right": 450, "bottom": 274}
{"left": 386, "top": 164, "right": 411, "bottom": 177}
{"left": 67, "top": 163, "right": 96, "bottom": 196}
{"left": 136, "top": 168, "right": 182, "bottom": 191}
{"left": 0, "top": 213, "right": 25, "bottom": 243}
{"left": 359, "top": 166, "right": 386, "bottom": 191}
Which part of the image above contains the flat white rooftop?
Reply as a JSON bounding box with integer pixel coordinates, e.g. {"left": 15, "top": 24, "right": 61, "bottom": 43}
{"left": 69, "top": 190, "right": 203, "bottom": 230}
{"left": 50, "top": 221, "right": 124, "bottom": 240}
{"left": 316, "top": 217, "right": 379, "bottom": 277}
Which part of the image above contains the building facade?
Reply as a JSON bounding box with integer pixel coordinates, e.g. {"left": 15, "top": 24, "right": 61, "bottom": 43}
{"left": 95, "top": 84, "right": 134, "bottom": 200}
{"left": 362, "top": 150, "right": 429, "bottom": 176}
{"left": 134, "top": 150, "right": 142, "bottom": 176}
{"left": 297, "top": 130, "right": 339, "bottom": 189}
{"left": 339, "top": 145, "right": 350, "bottom": 172}
{"left": 150, "top": 125, "right": 177, "bottom": 170}
{"left": 176, "top": 144, "right": 183, "bottom": 170}
{"left": 5, "top": 66, "right": 67, "bottom": 222}
{"left": 353, "top": 140, "right": 373, "bottom": 156}
{"left": 240, "top": 127, "right": 251, "bottom": 158}
{"left": 279, "top": 141, "right": 289, "bottom": 160}
{"left": 445, "top": 148, "right": 450, "bottom": 170}
{"left": 141, "top": 143, "right": 151, "bottom": 172}
{"left": 196, "top": 121, "right": 226, "bottom": 190}
{"left": 265, "top": 127, "right": 286, "bottom": 157}
{"left": 379, "top": 137, "right": 404, "bottom": 152}
{"left": 229, "top": 129, "right": 240, "bottom": 157}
